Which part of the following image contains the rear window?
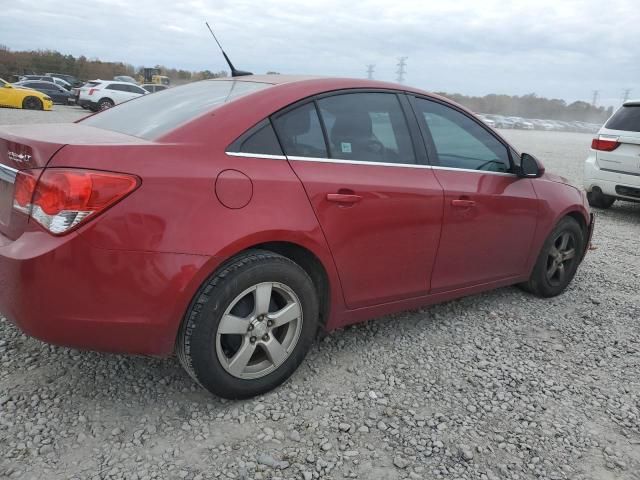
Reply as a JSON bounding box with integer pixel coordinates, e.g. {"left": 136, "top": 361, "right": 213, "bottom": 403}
{"left": 81, "top": 80, "right": 269, "bottom": 139}
{"left": 605, "top": 105, "right": 640, "bottom": 132}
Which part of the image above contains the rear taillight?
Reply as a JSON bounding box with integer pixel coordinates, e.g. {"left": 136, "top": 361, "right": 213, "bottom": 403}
{"left": 13, "top": 168, "right": 139, "bottom": 235}
{"left": 591, "top": 136, "right": 620, "bottom": 151}
{"left": 88, "top": 88, "right": 96, "bottom": 95}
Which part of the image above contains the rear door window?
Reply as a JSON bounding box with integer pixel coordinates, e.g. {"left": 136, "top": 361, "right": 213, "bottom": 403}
{"left": 605, "top": 105, "right": 640, "bottom": 132}
{"left": 317, "top": 92, "right": 415, "bottom": 164}
{"left": 272, "top": 103, "right": 328, "bottom": 158}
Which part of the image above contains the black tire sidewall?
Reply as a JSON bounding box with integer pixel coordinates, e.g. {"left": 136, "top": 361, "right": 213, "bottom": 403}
{"left": 23, "top": 97, "right": 42, "bottom": 110}
{"left": 587, "top": 190, "right": 614, "bottom": 209}
{"left": 529, "top": 217, "right": 585, "bottom": 297}
{"left": 184, "top": 253, "right": 319, "bottom": 399}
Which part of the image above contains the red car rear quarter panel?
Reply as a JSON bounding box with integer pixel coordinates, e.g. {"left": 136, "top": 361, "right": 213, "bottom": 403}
{"left": 49, "top": 141, "right": 345, "bottom": 337}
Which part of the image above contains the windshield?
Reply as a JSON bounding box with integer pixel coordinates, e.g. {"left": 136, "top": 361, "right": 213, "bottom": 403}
{"left": 82, "top": 79, "right": 270, "bottom": 140}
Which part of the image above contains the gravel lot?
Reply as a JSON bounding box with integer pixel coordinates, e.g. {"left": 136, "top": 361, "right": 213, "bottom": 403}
{"left": 1, "top": 106, "right": 639, "bottom": 480}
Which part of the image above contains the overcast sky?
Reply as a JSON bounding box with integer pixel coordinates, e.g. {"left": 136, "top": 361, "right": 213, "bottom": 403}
{"left": 2, "top": 0, "right": 638, "bottom": 107}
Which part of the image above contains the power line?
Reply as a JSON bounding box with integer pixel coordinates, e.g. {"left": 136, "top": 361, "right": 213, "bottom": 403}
{"left": 366, "top": 64, "right": 375, "bottom": 80}
{"left": 622, "top": 89, "right": 632, "bottom": 104}
{"left": 396, "top": 57, "right": 407, "bottom": 84}
{"left": 591, "top": 90, "right": 599, "bottom": 107}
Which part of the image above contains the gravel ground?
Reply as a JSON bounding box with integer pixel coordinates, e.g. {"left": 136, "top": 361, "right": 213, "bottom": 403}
{"left": 1, "top": 108, "right": 639, "bottom": 480}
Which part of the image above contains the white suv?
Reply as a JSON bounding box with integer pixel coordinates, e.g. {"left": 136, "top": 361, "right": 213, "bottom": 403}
{"left": 584, "top": 100, "right": 640, "bottom": 208}
{"left": 78, "top": 80, "right": 147, "bottom": 112}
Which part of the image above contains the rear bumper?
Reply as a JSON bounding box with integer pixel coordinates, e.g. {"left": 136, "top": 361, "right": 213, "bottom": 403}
{"left": 0, "top": 229, "right": 210, "bottom": 356}
{"left": 584, "top": 154, "right": 640, "bottom": 201}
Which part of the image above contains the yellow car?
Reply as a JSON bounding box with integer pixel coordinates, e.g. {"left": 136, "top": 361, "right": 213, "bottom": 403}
{"left": 0, "top": 78, "right": 53, "bottom": 111}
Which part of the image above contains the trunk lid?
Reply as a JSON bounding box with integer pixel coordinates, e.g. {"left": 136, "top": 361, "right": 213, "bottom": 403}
{"left": 0, "top": 123, "right": 151, "bottom": 240}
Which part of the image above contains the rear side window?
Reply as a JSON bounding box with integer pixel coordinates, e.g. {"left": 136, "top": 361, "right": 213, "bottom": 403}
{"left": 106, "top": 84, "right": 127, "bottom": 91}
{"left": 605, "top": 105, "right": 640, "bottom": 132}
{"left": 81, "top": 80, "right": 269, "bottom": 140}
{"left": 272, "top": 103, "right": 328, "bottom": 158}
{"left": 227, "top": 120, "right": 283, "bottom": 156}
{"left": 317, "top": 92, "right": 415, "bottom": 164}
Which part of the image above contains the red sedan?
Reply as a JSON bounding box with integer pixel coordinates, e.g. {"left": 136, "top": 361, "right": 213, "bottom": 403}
{"left": 0, "top": 76, "right": 593, "bottom": 398}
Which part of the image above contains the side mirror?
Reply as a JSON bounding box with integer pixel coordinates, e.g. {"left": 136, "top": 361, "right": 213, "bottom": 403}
{"left": 4, "top": 83, "right": 13, "bottom": 89}
{"left": 518, "top": 153, "right": 545, "bottom": 178}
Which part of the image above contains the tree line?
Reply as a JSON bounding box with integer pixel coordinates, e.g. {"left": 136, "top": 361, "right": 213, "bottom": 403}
{"left": 437, "top": 92, "right": 613, "bottom": 123}
{"left": 0, "top": 47, "right": 227, "bottom": 84}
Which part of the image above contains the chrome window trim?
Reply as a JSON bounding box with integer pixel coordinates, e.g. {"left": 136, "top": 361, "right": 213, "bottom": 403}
{"left": 288, "top": 155, "right": 516, "bottom": 176}
{"left": 224, "top": 151, "right": 518, "bottom": 176}
{"left": 225, "top": 151, "right": 287, "bottom": 160}
{"left": 287, "top": 156, "right": 432, "bottom": 169}
{"left": 0, "top": 163, "right": 18, "bottom": 184}
{"left": 431, "top": 165, "right": 516, "bottom": 177}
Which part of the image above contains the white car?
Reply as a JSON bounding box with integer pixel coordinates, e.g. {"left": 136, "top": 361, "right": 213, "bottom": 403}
{"left": 584, "top": 100, "right": 640, "bottom": 208}
{"left": 78, "top": 80, "right": 147, "bottom": 112}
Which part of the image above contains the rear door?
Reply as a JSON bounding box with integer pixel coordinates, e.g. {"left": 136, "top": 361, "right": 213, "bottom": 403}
{"left": 410, "top": 96, "right": 539, "bottom": 292}
{"left": 597, "top": 103, "right": 640, "bottom": 176}
{"left": 273, "top": 92, "right": 444, "bottom": 310}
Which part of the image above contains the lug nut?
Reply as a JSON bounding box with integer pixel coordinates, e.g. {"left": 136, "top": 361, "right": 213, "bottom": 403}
{"left": 262, "top": 334, "right": 270, "bottom": 341}
{"left": 267, "top": 320, "right": 274, "bottom": 327}
{"left": 248, "top": 324, "right": 254, "bottom": 331}
{"left": 258, "top": 315, "right": 264, "bottom": 321}
{"left": 250, "top": 336, "right": 257, "bottom": 344}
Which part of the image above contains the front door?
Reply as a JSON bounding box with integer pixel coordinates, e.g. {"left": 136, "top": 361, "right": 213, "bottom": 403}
{"left": 410, "top": 96, "right": 540, "bottom": 292}
{"left": 273, "top": 93, "right": 444, "bottom": 309}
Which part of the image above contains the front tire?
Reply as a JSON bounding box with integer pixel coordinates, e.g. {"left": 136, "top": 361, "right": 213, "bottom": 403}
{"left": 587, "top": 189, "right": 615, "bottom": 209}
{"left": 22, "top": 97, "right": 43, "bottom": 110}
{"left": 176, "top": 250, "right": 319, "bottom": 399}
{"left": 520, "top": 217, "right": 585, "bottom": 297}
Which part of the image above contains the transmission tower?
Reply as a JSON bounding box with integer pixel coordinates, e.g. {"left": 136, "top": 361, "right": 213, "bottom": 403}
{"left": 622, "top": 89, "right": 632, "bottom": 103}
{"left": 396, "top": 57, "right": 408, "bottom": 84}
{"left": 591, "top": 90, "right": 599, "bottom": 107}
{"left": 366, "top": 64, "right": 375, "bottom": 80}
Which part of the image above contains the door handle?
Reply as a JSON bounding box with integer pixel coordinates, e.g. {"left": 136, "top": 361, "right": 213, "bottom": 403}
{"left": 326, "top": 193, "right": 362, "bottom": 204}
{"left": 451, "top": 199, "right": 476, "bottom": 208}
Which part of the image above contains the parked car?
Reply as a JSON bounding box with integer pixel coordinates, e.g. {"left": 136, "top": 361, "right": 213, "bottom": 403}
{"left": 19, "top": 75, "right": 71, "bottom": 91}
{"left": 13, "top": 80, "right": 71, "bottom": 105}
{"left": 0, "top": 77, "right": 53, "bottom": 110}
{"left": 475, "top": 113, "right": 496, "bottom": 128}
{"left": 141, "top": 83, "right": 169, "bottom": 93}
{"left": 0, "top": 76, "right": 593, "bottom": 399}
{"left": 531, "top": 119, "right": 554, "bottom": 131}
{"left": 584, "top": 100, "right": 640, "bottom": 208}
{"left": 45, "top": 73, "right": 82, "bottom": 88}
{"left": 484, "top": 114, "right": 513, "bottom": 129}
{"left": 75, "top": 81, "right": 102, "bottom": 109}
{"left": 510, "top": 117, "right": 535, "bottom": 129}
{"left": 78, "top": 80, "right": 147, "bottom": 111}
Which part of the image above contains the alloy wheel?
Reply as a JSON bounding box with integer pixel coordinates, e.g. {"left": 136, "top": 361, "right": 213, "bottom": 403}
{"left": 216, "top": 282, "right": 303, "bottom": 379}
{"left": 545, "top": 231, "right": 577, "bottom": 286}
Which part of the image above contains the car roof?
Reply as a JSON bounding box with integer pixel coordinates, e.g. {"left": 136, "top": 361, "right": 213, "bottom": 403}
{"left": 623, "top": 99, "right": 640, "bottom": 106}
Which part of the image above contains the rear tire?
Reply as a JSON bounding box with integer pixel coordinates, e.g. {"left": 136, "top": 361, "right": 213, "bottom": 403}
{"left": 22, "top": 97, "right": 43, "bottom": 110}
{"left": 97, "top": 98, "right": 114, "bottom": 111}
{"left": 587, "top": 189, "right": 615, "bottom": 209}
{"left": 176, "top": 250, "right": 319, "bottom": 399}
{"left": 520, "top": 217, "right": 585, "bottom": 298}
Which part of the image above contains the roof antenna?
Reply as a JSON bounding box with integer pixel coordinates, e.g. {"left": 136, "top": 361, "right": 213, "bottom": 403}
{"left": 205, "top": 22, "right": 253, "bottom": 77}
